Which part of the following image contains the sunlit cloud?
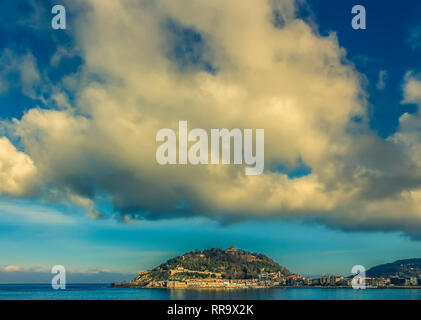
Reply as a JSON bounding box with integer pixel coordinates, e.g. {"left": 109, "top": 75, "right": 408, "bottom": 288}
{"left": 3, "top": 265, "right": 20, "bottom": 272}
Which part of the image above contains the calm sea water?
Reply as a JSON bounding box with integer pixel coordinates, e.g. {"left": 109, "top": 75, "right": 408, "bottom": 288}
{"left": 1, "top": 284, "right": 421, "bottom": 300}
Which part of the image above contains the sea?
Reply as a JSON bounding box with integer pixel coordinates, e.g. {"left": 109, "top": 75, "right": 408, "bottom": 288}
{"left": 1, "top": 284, "right": 421, "bottom": 300}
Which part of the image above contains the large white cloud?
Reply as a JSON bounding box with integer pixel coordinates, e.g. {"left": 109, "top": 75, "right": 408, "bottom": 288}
{"left": 2, "top": 0, "right": 421, "bottom": 237}
{"left": 0, "top": 137, "right": 38, "bottom": 196}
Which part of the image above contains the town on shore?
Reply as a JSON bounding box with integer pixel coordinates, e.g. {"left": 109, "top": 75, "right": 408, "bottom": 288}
{"left": 113, "top": 270, "right": 421, "bottom": 290}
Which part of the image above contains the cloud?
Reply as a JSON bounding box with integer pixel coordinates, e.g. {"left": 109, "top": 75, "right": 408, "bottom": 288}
{"left": 376, "top": 70, "right": 388, "bottom": 90}
{"left": 2, "top": 0, "right": 421, "bottom": 238}
{"left": 0, "top": 266, "right": 135, "bottom": 283}
{"left": 0, "top": 0, "right": 49, "bottom": 31}
{"left": 3, "top": 265, "right": 20, "bottom": 272}
{"left": 0, "top": 49, "right": 40, "bottom": 97}
{"left": 403, "top": 73, "right": 421, "bottom": 104}
{"left": 0, "top": 200, "right": 75, "bottom": 225}
{"left": 407, "top": 23, "right": 421, "bottom": 51}
{"left": 0, "top": 137, "right": 39, "bottom": 197}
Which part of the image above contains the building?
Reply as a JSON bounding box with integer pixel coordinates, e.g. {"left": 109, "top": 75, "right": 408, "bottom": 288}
{"left": 226, "top": 242, "right": 237, "bottom": 254}
{"left": 165, "top": 280, "right": 188, "bottom": 288}
{"left": 390, "top": 277, "right": 405, "bottom": 286}
{"left": 320, "top": 276, "right": 337, "bottom": 286}
{"left": 402, "top": 277, "right": 420, "bottom": 286}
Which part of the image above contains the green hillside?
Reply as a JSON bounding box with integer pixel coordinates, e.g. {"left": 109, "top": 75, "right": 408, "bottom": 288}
{"left": 132, "top": 245, "right": 291, "bottom": 284}
{"left": 366, "top": 258, "right": 421, "bottom": 278}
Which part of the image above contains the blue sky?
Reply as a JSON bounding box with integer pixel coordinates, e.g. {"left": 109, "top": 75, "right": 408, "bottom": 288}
{"left": 1, "top": 196, "right": 421, "bottom": 282}
{"left": 1, "top": 0, "right": 421, "bottom": 283}
{"left": 311, "top": 0, "right": 421, "bottom": 137}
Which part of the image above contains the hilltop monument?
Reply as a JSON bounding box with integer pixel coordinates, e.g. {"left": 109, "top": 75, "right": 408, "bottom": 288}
{"left": 226, "top": 242, "right": 237, "bottom": 253}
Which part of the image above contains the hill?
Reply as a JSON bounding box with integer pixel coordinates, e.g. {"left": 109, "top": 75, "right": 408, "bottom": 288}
{"left": 115, "top": 244, "right": 291, "bottom": 288}
{"left": 366, "top": 258, "right": 421, "bottom": 278}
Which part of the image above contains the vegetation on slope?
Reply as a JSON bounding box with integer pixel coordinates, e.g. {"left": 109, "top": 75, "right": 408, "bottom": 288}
{"left": 366, "top": 258, "right": 421, "bottom": 278}
{"left": 133, "top": 247, "right": 291, "bottom": 282}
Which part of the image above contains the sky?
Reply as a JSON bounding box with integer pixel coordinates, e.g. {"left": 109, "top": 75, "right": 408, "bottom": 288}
{"left": 1, "top": 0, "right": 421, "bottom": 283}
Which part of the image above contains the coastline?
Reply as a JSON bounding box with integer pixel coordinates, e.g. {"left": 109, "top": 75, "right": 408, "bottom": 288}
{"left": 111, "top": 282, "right": 421, "bottom": 290}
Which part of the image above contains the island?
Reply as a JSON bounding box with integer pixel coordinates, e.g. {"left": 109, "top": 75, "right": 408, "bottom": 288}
{"left": 112, "top": 244, "right": 421, "bottom": 289}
